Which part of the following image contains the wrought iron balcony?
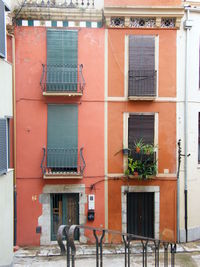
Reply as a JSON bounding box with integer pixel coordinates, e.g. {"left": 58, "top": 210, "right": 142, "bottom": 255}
{"left": 41, "top": 147, "right": 86, "bottom": 178}
{"left": 40, "top": 64, "right": 85, "bottom": 95}
{"left": 128, "top": 70, "right": 157, "bottom": 99}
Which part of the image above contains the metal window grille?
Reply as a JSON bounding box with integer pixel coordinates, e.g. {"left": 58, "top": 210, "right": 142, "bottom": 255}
{"left": 0, "top": 118, "right": 7, "bottom": 175}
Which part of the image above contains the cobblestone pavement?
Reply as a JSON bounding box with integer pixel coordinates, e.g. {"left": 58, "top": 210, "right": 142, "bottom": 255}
{"left": 14, "top": 241, "right": 200, "bottom": 267}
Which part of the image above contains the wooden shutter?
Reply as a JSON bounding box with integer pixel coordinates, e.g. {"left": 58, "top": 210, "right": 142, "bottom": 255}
{"left": 128, "top": 114, "right": 154, "bottom": 149}
{"left": 0, "top": 118, "right": 7, "bottom": 174}
{"left": 0, "top": 0, "right": 5, "bottom": 58}
{"left": 128, "top": 35, "right": 156, "bottom": 96}
{"left": 47, "top": 105, "right": 78, "bottom": 168}
{"left": 47, "top": 29, "right": 78, "bottom": 65}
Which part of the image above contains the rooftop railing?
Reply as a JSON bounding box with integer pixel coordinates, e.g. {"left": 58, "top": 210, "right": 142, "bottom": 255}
{"left": 57, "top": 224, "right": 177, "bottom": 267}
{"left": 40, "top": 64, "right": 85, "bottom": 94}
{"left": 128, "top": 70, "right": 157, "bottom": 98}
{"left": 41, "top": 147, "right": 86, "bottom": 176}
{"left": 23, "top": 0, "right": 95, "bottom": 8}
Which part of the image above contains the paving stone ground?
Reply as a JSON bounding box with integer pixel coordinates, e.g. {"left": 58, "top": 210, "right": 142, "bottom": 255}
{"left": 14, "top": 241, "right": 200, "bottom": 266}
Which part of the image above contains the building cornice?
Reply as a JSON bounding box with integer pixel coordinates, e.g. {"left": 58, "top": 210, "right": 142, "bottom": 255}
{"left": 104, "top": 6, "right": 184, "bottom": 29}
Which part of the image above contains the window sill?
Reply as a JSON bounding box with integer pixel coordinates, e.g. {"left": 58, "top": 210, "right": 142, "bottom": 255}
{"left": 43, "top": 92, "right": 83, "bottom": 97}
{"left": 128, "top": 96, "right": 156, "bottom": 101}
{"left": 43, "top": 173, "right": 83, "bottom": 179}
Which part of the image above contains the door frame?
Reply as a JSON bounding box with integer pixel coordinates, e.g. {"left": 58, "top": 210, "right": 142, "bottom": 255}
{"left": 121, "top": 185, "right": 160, "bottom": 239}
{"left": 39, "top": 184, "right": 86, "bottom": 245}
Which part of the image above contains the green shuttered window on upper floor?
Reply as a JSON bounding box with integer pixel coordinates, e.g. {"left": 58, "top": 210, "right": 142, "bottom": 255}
{"left": 47, "top": 104, "right": 78, "bottom": 171}
{"left": 46, "top": 29, "right": 78, "bottom": 92}
{"left": 47, "top": 29, "right": 78, "bottom": 65}
{"left": 128, "top": 35, "right": 157, "bottom": 98}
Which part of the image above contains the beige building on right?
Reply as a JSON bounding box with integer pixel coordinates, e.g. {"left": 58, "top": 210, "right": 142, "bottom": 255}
{"left": 177, "top": 1, "right": 200, "bottom": 242}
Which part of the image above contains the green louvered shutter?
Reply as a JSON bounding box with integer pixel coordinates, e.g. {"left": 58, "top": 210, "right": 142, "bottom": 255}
{"left": 129, "top": 35, "right": 156, "bottom": 97}
{"left": 0, "top": 118, "right": 7, "bottom": 175}
{"left": 46, "top": 29, "right": 78, "bottom": 92}
{"left": 47, "top": 105, "right": 78, "bottom": 170}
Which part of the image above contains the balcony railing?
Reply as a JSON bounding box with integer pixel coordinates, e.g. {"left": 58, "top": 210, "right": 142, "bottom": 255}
{"left": 128, "top": 70, "right": 157, "bottom": 98}
{"left": 57, "top": 224, "right": 177, "bottom": 267}
{"left": 41, "top": 147, "right": 86, "bottom": 177}
{"left": 40, "top": 64, "right": 85, "bottom": 95}
{"left": 24, "top": 0, "right": 95, "bottom": 8}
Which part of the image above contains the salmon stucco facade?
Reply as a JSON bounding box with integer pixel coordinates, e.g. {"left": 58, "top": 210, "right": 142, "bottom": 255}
{"left": 14, "top": 4, "right": 105, "bottom": 245}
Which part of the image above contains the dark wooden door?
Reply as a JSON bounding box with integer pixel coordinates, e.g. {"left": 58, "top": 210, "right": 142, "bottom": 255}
{"left": 51, "top": 193, "right": 79, "bottom": 240}
{"left": 127, "top": 192, "right": 154, "bottom": 238}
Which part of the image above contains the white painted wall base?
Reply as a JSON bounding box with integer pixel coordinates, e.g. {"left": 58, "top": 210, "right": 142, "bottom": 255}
{"left": 180, "top": 226, "right": 200, "bottom": 243}
{"left": 0, "top": 170, "right": 13, "bottom": 267}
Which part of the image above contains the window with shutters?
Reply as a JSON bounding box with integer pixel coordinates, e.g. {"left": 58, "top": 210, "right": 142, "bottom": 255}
{"left": 0, "top": 118, "right": 8, "bottom": 175}
{"left": 128, "top": 35, "right": 157, "bottom": 99}
{"left": 125, "top": 114, "right": 157, "bottom": 178}
{"left": 40, "top": 29, "right": 85, "bottom": 95}
{"left": 41, "top": 105, "right": 85, "bottom": 178}
{"left": 0, "top": 0, "right": 6, "bottom": 58}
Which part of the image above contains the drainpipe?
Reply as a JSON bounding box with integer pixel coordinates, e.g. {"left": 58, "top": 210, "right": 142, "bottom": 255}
{"left": 8, "top": 32, "right": 16, "bottom": 246}
{"left": 183, "top": 7, "right": 192, "bottom": 243}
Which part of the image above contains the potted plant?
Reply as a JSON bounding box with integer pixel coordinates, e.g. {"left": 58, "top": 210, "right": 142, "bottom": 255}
{"left": 125, "top": 142, "right": 157, "bottom": 180}
{"left": 134, "top": 138, "right": 144, "bottom": 153}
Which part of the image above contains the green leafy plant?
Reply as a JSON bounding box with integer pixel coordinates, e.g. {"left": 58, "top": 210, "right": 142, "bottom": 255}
{"left": 125, "top": 143, "right": 157, "bottom": 180}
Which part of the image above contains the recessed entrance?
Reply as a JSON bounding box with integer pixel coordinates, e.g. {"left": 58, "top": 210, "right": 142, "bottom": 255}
{"left": 127, "top": 192, "right": 154, "bottom": 238}
{"left": 50, "top": 193, "right": 79, "bottom": 240}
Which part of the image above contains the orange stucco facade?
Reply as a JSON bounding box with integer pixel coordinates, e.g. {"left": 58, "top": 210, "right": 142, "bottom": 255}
{"left": 15, "top": 26, "right": 105, "bottom": 245}
{"left": 107, "top": 28, "right": 177, "bottom": 241}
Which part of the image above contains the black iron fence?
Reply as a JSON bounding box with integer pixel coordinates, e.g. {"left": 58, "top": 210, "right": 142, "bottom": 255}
{"left": 57, "top": 224, "right": 176, "bottom": 267}
{"left": 40, "top": 64, "right": 85, "bottom": 94}
{"left": 128, "top": 70, "right": 157, "bottom": 98}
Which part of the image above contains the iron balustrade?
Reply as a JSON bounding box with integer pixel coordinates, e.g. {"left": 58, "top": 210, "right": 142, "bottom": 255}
{"left": 57, "top": 224, "right": 177, "bottom": 267}
{"left": 24, "top": 0, "right": 95, "bottom": 8}
{"left": 128, "top": 70, "right": 157, "bottom": 97}
{"left": 40, "top": 64, "right": 85, "bottom": 94}
{"left": 41, "top": 147, "right": 86, "bottom": 175}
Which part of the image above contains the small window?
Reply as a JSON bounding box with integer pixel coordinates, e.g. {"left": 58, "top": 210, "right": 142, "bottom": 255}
{"left": 0, "top": 118, "right": 8, "bottom": 175}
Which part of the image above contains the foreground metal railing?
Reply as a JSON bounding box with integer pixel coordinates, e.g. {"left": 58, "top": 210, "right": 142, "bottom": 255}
{"left": 128, "top": 70, "right": 157, "bottom": 98}
{"left": 40, "top": 64, "right": 85, "bottom": 94}
{"left": 41, "top": 147, "right": 86, "bottom": 175}
{"left": 57, "top": 225, "right": 176, "bottom": 267}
